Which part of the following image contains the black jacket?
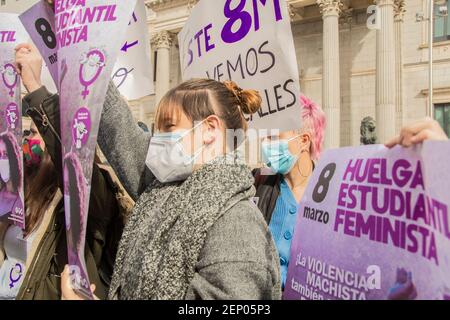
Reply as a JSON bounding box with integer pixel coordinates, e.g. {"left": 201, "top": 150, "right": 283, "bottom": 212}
{"left": 253, "top": 162, "right": 316, "bottom": 224}
{"left": 252, "top": 169, "right": 282, "bottom": 224}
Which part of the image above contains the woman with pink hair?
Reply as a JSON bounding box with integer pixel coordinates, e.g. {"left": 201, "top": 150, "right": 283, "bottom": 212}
{"left": 253, "top": 95, "right": 326, "bottom": 290}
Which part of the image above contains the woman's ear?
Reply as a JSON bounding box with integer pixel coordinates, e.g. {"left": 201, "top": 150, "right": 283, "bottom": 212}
{"left": 301, "top": 133, "right": 312, "bottom": 152}
{"left": 203, "top": 115, "right": 221, "bottom": 145}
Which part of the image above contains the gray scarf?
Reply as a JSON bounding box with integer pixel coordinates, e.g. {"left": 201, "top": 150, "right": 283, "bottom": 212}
{"left": 108, "top": 155, "right": 255, "bottom": 300}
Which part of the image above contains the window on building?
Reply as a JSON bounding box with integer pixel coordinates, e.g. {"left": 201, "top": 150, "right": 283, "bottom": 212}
{"left": 435, "top": 103, "right": 450, "bottom": 136}
{"left": 434, "top": 0, "right": 450, "bottom": 42}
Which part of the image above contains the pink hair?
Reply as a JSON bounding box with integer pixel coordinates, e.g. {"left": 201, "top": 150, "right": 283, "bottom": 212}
{"left": 299, "top": 95, "right": 326, "bottom": 161}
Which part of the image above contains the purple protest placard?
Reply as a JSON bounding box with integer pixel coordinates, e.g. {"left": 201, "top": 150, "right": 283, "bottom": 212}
{"left": 54, "top": 0, "right": 136, "bottom": 299}
{"left": 21, "top": 0, "right": 150, "bottom": 99}
{"left": 19, "top": 1, "right": 58, "bottom": 88}
{"left": 284, "top": 143, "right": 450, "bottom": 300}
{"left": 0, "top": 13, "right": 27, "bottom": 230}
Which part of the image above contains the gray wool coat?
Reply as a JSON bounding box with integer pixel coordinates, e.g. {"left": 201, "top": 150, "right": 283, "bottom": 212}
{"left": 97, "top": 83, "right": 282, "bottom": 300}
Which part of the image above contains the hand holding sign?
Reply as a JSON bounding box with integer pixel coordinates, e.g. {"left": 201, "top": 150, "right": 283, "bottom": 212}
{"left": 61, "top": 265, "right": 98, "bottom": 300}
{"left": 14, "top": 43, "right": 43, "bottom": 93}
{"left": 386, "top": 118, "right": 449, "bottom": 148}
{"left": 19, "top": 2, "right": 58, "bottom": 88}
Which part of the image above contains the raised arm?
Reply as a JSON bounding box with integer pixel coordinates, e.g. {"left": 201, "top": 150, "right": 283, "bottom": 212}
{"left": 97, "top": 82, "right": 154, "bottom": 200}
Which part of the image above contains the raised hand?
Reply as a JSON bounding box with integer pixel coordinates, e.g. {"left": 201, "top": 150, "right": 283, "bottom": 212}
{"left": 14, "top": 43, "right": 43, "bottom": 93}
{"left": 386, "top": 118, "right": 448, "bottom": 148}
{"left": 61, "top": 265, "right": 98, "bottom": 300}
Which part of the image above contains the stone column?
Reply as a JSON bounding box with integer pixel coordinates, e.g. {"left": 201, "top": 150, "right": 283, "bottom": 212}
{"left": 151, "top": 30, "right": 173, "bottom": 105}
{"left": 375, "top": 0, "right": 396, "bottom": 142}
{"left": 394, "top": 0, "right": 406, "bottom": 133}
{"left": 317, "top": 0, "right": 343, "bottom": 149}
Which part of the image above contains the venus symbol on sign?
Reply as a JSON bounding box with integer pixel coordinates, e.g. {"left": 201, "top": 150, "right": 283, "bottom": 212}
{"left": 0, "top": 63, "right": 18, "bottom": 97}
{"left": 79, "top": 49, "right": 106, "bottom": 99}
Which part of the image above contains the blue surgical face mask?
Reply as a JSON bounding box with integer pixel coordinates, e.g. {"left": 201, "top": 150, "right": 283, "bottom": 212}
{"left": 261, "top": 135, "right": 301, "bottom": 175}
{"left": 145, "top": 121, "right": 206, "bottom": 183}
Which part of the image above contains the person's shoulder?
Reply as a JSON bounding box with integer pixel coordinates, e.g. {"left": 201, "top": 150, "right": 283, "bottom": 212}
{"left": 253, "top": 168, "right": 282, "bottom": 190}
{"left": 223, "top": 198, "right": 267, "bottom": 229}
{"left": 200, "top": 199, "right": 276, "bottom": 266}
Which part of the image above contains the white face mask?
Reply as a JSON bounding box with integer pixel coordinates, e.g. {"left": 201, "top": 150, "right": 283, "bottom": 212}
{"left": 0, "top": 159, "right": 11, "bottom": 183}
{"left": 145, "top": 122, "right": 206, "bottom": 183}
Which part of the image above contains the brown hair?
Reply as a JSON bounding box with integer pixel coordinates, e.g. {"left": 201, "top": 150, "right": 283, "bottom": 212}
{"left": 155, "top": 79, "right": 261, "bottom": 133}
{"left": 24, "top": 151, "right": 58, "bottom": 236}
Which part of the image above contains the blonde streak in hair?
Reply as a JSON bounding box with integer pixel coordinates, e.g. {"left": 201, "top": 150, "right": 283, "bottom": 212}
{"left": 154, "top": 92, "right": 182, "bottom": 131}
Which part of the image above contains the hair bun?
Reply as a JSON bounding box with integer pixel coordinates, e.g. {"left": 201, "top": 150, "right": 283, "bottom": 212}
{"left": 223, "top": 80, "right": 262, "bottom": 115}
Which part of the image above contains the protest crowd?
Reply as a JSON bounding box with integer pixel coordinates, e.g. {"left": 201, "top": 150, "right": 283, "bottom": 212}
{"left": 1, "top": 0, "right": 450, "bottom": 302}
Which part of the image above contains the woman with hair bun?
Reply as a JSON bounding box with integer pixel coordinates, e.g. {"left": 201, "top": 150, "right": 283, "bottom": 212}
{"left": 253, "top": 95, "right": 326, "bottom": 290}
{"left": 62, "top": 78, "right": 282, "bottom": 300}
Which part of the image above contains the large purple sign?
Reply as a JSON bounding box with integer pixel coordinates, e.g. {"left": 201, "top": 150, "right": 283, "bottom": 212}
{"left": 22, "top": 0, "right": 152, "bottom": 100}
{"left": 285, "top": 143, "right": 450, "bottom": 300}
{"left": 54, "top": 0, "right": 136, "bottom": 299}
{"left": 0, "top": 14, "right": 27, "bottom": 230}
